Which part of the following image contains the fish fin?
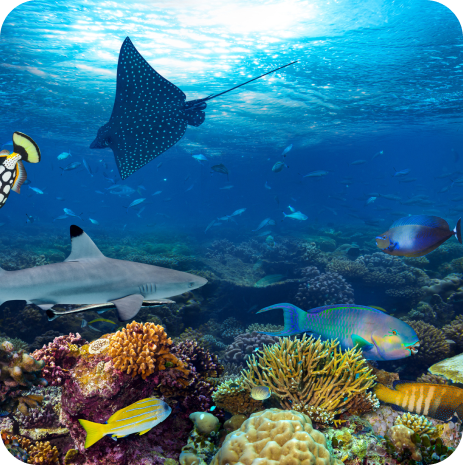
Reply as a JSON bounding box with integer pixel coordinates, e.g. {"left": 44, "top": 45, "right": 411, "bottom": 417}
{"left": 46, "top": 310, "right": 58, "bottom": 321}
{"left": 78, "top": 419, "right": 108, "bottom": 448}
{"left": 65, "top": 225, "right": 105, "bottom": 261}
{"left": 454, "top": 218, "right": 462, "bottom": 244}
{"left": 12, "top": 132, "right": 41, "bottom": 163}
{"left": 110, "top": 294, "right": 144, "bottom": 321}
{"left": 37, "top": 304, "right": 54, "bottom": 311}
{"left": 391, "top": 215, "right": 449, "bottom": 230}
{"left": 138, "top": 427, "right": 152, "bottom": 436}
{"left": 81, "top": 319, "right": 88, "bottom": 328}
{"left": 0, "top": 150, "right": 9, "bottom": 156}
{"left": 11, "top": 161, "right": 27, "bottom": 194}
{"left": 256, "top": 303, "right": 309, "bottom": 336}
{"left": 351, "top": 334, "right": 374, "bottom": 351}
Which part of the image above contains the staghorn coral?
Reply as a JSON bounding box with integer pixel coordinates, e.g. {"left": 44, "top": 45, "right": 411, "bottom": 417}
{"left": 211, "top": 408, "right": 342, "bottom": 465}
{"left": 27, "top": 440, "right": 59, "bottom": 464}
{"left": 108, "top": 321, "right": 187, "bottom": 380}
{"left": 394, "top": 413, "right": 441, "bottom": 439}
{"left": 223, "top": 331, "right": 279, "bottom": 365}
{"left": 242, "top": 335, "right": 378, "bottom": 424}
{"left": 442, "top": 314, "right": 463, "bottom": 350}
{"left": 403, "top": 320, "right": 450, "bottom": 369}
{"left": 212, "top": 377, "right": 264, "bottom": 416}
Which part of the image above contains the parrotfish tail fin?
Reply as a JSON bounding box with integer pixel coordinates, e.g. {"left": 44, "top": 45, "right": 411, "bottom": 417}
{"left": 78, "top": 419, "right": 108, "bottom": 448}
{"left": 454, "top": 218, "right": 462, "bottom": 244}
{"left": 12, "top": 132, "right": 41, "bottom": 163}
{"left": 256, "top": 303, "right": 308, "bottom": 336}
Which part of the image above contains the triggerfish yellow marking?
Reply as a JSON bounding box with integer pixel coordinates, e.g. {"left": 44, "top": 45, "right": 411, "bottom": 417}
{"left": 0, "top": 132, "right": 41, "bottom": 209}
{"left": 251, "top": 386, "right": 271, "bottom": 401}
{"left": 257, "top": 303, "right": 419, "bottom": 361}
{"left": 374, "top": 382, "right": 463, "bottom": 422}
{"left": 78, "top": 397, "right": 171, "bottom": 448}
{"left": 375, "top": 215, "right": 462, "bottom": 257}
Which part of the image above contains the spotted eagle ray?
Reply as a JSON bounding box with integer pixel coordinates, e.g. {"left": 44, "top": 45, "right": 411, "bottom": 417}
{"left": 90, "top": 37, "right": 297, "bottom": 179}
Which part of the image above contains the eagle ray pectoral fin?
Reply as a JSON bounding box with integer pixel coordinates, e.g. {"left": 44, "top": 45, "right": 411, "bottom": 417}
{"left": 110, "top": 294, "right": 144, "bottom": 321}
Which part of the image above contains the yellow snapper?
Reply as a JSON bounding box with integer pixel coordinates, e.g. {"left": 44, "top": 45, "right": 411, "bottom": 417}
{"left": 251, "top": 386, "right": 271, "bottom": 400}
{"left": 376, "top": 215, "right": 461, "bottom": 257}
{"left": 0, "top": 132, "right": 41, "bottom": 209}
{"left": 78, "top": 397, "right": 171, "bottom": 448}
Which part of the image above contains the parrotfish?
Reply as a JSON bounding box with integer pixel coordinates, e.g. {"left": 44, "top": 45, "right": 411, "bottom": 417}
{"left": 0, "top": 132, "right": 41, "bottom": 209}
{"left": 78, "top": 397, "right": 171, "bottom": 448}
{"left": 376, "top": 215, "right": 462, "bottom": 257}
{"left": 374, "top": 382, "right": 463, "bottom": 422}
{"left": 257, "top": 303, "right": 419, "bottom": 361}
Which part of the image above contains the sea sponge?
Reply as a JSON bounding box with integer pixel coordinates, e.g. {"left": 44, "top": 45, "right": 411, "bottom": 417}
{"left": 108, "top": 321, "right": 187, "bottom": 380}
{"left": 210, "top": 408, "right": 342, "bottom": 465}
{"left": 394, "top": 413, "right": 440, "bottom": 439}
{"left": 27, "top": 440, "right": 60, "bottom": 464}
{"left": 189, "top": 412, "right": 219, "bottom": 435}
{"left": 386, "top": 425, "right": 422, "bottom": 462}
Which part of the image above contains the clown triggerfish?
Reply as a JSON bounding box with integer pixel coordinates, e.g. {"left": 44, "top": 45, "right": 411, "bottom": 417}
{"left": 375, "top": 381, "right": 463, "bottom": 422}
{"left": 257, "top": 303, "right": 419, "bottom": 361}
{"left": 0, "top": 132, "right": 41, "bottom": 209}
{"left": 376, "top": 215, "right": 461, "bottom": 257}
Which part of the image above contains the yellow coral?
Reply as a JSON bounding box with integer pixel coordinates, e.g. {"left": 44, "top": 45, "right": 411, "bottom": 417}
{"left": 394, "top": 412, "right": 441, "bottom": 439}
{"left": 28, "top": 440, "right": 59, "bottom": 464}
{"left": 242, "top": 335, "right": 378, "bottom": 424}
{"left": 211, "top": 408, "right": 342, "bottom": 465}
{"left": 108, "top": 321, "right": 187, "bottom": 380}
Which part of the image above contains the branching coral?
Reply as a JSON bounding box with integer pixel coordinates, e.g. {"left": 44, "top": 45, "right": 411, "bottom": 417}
{"left": 27, "top": 440, "right": 59, "bottom": 464}
{"left": 108, "top": 321, "right": 187, "bottom": 380}
{"left": 241, "top": 335, "right": 378, "bottom": 424}
{"left": 394, "top": 413, "right": 441, "bottom": 439}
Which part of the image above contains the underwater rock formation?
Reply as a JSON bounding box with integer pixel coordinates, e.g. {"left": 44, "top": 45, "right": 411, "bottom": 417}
{"left": 223, "top": 331, "right": 279, "bottom": 365}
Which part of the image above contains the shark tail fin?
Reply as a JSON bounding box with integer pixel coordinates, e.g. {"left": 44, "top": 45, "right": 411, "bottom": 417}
{"left": 78, "top": 419, "right": 108, "bottom": 448}
{"left": 256, "top": 303, "right": 308, "bottom": 336}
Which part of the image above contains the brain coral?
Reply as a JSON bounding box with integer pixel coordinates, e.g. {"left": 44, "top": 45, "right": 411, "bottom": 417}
{"left": 108, "top": 321, "right": 187, "bottom": 380}
{"left": 210, "top": 408, "right": 342, "bottom": 465}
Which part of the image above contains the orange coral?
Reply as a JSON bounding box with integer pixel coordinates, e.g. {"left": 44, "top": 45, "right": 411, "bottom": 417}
{"left": 28, "top": 440, "right": 59, "bottom": 464}
{"left": 108, "top": 321, "right": 188, "bottom": 380}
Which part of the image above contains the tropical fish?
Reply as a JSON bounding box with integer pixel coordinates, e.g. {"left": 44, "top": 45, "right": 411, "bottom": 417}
{"left": 28, "top": 186, "right": 44, "bottom": 194}
{"left": 349, "top": 160, "right": 367, "bottom": 165}
{"left": 219, "top": 185, "right": 233, "bottom": 190}
{"left": 192, "top": 154, "right": 207, "bottom": 163}
{"left": 282, "top": 144, "right": 292, "bottom": 157}
{"left": 0, "top": 410, "right": 9, "bottom": 417}
{"left": 60, "top": 161, "right": 82, "bottom": 171}
{"left": 53, "top": 215, "right": 70, "bottom": 221}
{"left": 265, "top": 181, "right": 272, "bottom": 189}
{"left": 251, "top": 386, "right": 271, "bottom": 401}
{"left": 371, "top": 150, "right": 383, "bottom": 160}
{"left": 211, "top": 164, "right": 229, "bottom": 179}
{"left": 254, "top": 274, "right": 285, "bottom": 287}
{"left": 374, "top": 382, "right": 463, "bottom": 422}
{"left": 126, "top": 198, "right": 146, "bottom": 211}
{"left": 107, "top": 185, "right": 135, "bottom": 197}
{"left": 379, "top": 194, "right": 401, "bottom": 201}
{"left": 136, "top": 207, "right": 145, "bottom": 218}
{"left": 265, "top": 235, "right": 275, "bottom": 248}
{"left": 252, "top": 218, "right": 275, "bottom": 232}
{"left": 272, "top": 161, "right": 287, "bottom": 172}
{"left": 89, "top": 37, "right": 297, "bottom": 179}
{"left": 205, "top": 219, "right": 216, "bottom": 233}
{"left": 393, "top": 168, "right": 410, "bottom": 177}
{"left": 89, "top": 218, "right": 99, "bottom": 225}
{"left": 152, "top": 191, "right": 162, "bottom": 196}
{"left": 78, "top": 397, "right": 171, "bottom": 448}
{"left": 288, "top": 205, "right": 296, "bottom": 213}
{"left": 283, "top": 211, "right": 307, "bottom": 220}
{"left": 64, "top": 208, "right": 82, "bottom": 220}
{"left": 304, "top": 170, "right": 328, "bottom": 178}
{"left": 25, "top": 214, "right": 35, "bottom": 224}
{"left": 366, "top": 196, "right": 377, "bottom": 205}
{"left": 257, "top": 303, "right": 419, "bottom": 361}
{"left": 81, "top": 317, "right": 118, "bottom": 333}
{"left": 0, "top": 132, "right": 40, "bottom": 209}
{"left": 230, "top": 208, "right": 246, "bottom": 217}
{"left": 57, "top": 151, "right": 71, "bottom": 160}
{"left": 83, "top": 159, "right": 94, "bottom": 177}
{"left": 376, "top": 215, "right": 462, "bottom": 257}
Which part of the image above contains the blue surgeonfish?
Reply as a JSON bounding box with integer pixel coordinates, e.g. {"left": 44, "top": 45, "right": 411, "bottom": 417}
{"left": 257, "top": 303, "right": 420, "bottom": 361}
{"left": 0, "top": 132, "right": 41, "bottom": 209}
{"left": 78, "top": 397, "right": 171, "bottom": 448}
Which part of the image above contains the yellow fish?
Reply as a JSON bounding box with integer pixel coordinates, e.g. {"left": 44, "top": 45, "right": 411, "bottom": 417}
{"left": 78, "top": 397, "right": 171, "bottom": 448}
{"left": 0, "top": 132, "right": 41, "bottom": 209}
{"left": 374, "top": 382, "right": 463, "bottom": 422}
{"left": 251, "top": 386, "right": 271, "bottom": 401}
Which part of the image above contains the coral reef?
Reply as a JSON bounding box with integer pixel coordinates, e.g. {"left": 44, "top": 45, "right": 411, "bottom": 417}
{"left": 428, "top": 352, "right": 463, "bottom": 383}
{"left": 28, "top": 440, "right": 60, "bottom": 464}
{"left": 242, "top": 335, "right": 378, "bottom": 424}
{"left": 108, "top": 322, "right": 187, "bottom": 380}
{"left": 211, "top": 408, "right": 342, "bottom": 465}
{"left": 394, "top": 413, "right": 440, "bottom": 439}
{"left": 223, "top": 331, "right": 279, "bottom": 365}
{"left": 416, "top": 373, "right": 448, "bottom": 384}
{"left": 442, "top": 314, "right": 463, "bottom": 351}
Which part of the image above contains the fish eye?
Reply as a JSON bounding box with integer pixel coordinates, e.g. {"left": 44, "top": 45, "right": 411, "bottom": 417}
{"left": 391, "top": 330, "right": 397, "bottom": 336}
{"left": 188, "top": 282, "right": 195, "bottom": 288}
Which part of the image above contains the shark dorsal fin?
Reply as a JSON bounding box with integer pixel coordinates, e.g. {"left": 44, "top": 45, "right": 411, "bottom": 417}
{"left": 65, "top": 225, "right": 105, "bottom": 261}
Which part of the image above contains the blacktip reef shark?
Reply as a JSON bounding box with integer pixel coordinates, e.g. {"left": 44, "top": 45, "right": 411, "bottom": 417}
{"left": 0, "top": 132, "right": 41, "bottom": 209}
{"left": 0, "top": 225, "right": 207, "bottom": 322}
{"left": 90, "top": 37, "right": 297, "bottom": 180}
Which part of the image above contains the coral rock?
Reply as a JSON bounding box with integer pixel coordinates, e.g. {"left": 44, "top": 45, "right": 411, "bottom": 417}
{"left": 386, "top": 425, "right": 422, "bottom": 461}
{"left": 189, "top": 412, "right": 219, "bottom": 435}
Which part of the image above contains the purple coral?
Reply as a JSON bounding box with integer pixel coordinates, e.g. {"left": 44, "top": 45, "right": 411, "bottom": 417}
{"left": 295, "top": 268, "right": 354, "bottom": 307}
{"left": 31, "top": 333, "right": 87, "bottom": 386}
{"left": 223, "top": 331, "right": 279, "bottom": 365}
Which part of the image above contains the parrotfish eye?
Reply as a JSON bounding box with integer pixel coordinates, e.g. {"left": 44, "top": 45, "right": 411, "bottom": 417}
{"left": 391, "top": 330, "right": 397, "bottom": 336}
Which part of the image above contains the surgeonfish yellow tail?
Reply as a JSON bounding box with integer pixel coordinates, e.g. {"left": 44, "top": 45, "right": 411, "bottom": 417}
{"left": 78, "top": 419, "right": 109, "bottom": 449}
{"left": 0, "top": 132, "right": 41, "bottom": 209}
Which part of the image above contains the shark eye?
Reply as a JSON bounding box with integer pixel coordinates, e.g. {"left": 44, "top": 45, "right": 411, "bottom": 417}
{"left": 188, "top": 282, "right": 195, "bottom": 288}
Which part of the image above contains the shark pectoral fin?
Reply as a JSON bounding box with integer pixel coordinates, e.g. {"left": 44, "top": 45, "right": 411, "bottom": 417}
{"left": 351, "top": 334, "right": 374, "bottom": 351}
{"left": 110, "top": 294, "right": 144, "bottom": 321}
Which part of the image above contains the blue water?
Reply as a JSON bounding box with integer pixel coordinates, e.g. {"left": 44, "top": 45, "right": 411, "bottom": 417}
{"left": 0, "top": 0, "right": 462, "bottom": 234}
